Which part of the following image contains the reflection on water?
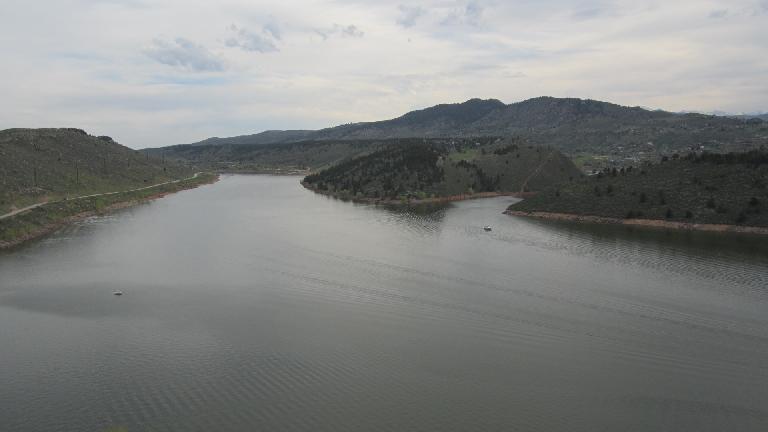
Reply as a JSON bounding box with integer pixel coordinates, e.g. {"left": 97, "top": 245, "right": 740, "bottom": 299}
{"left": 527, "top": 216, "right": 768, "bottom": 260}
{"left": 0, "top": 175, "right": 767, "bottom": 432}
{"left": 376, "top": 202, "right": 449, "bottom": 237}
{"left": 511, "top": 217, "right": 768, "bottom": 292}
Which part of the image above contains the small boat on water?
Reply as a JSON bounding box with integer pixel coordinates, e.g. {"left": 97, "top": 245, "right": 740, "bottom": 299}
{"left": 113, "top": 291, "right": 123, "bottom": 296}
{"left": 484, "top": 226, "right": 492, "bottom": 232}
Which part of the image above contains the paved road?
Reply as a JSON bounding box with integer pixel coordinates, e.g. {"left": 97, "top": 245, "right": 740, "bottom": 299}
{"left": 0, "top": 172, "right": 202, "bottom": 221}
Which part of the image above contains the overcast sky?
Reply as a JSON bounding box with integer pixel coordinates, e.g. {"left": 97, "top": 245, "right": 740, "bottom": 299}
{"left": 1, "top": 0, "right": 767, "bottom": 148}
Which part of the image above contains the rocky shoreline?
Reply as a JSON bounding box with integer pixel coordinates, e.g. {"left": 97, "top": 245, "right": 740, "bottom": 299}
{"left": 0, "top": 174, "right": 219, "bottom": 251}
{"left": 504, "top": 210, "right": 768, "bottom": 235}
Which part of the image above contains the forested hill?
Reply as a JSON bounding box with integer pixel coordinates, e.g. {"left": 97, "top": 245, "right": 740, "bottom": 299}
{"left": 508, "top": 151, "right": 768, "bottom": 227}
{"left": 168, "top": 97, "right": 768, "bottom": 160}
{"left": 0, "top": 128, "right": 192, "bottom": 214}
{"left": 154, "top": 139, "right": 396, "bottom": 172}
{"left": 302, "top": 138, "right": 581, "bottom": 200}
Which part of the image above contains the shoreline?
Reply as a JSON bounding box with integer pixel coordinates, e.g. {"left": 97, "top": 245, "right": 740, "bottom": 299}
{"left": 504, "top": 210, "right": 768, "bottom": 235}
{"left": 301, "top": 181, "right": 534, "bottom": 205}
{"left": 218, "top": 169, "right": 310, "bottom": 176}
{"left": 0, "top": 174, "right": 219, "bottom": 251}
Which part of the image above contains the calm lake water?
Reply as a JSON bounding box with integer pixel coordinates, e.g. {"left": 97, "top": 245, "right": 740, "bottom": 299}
{"left": 1, "top": 175, "right": 767, "bottom": 432}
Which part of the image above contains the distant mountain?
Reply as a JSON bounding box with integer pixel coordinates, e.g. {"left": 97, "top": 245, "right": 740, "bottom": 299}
{"left": 169, "top": 97, "right": 768, "bottom": 160}
{"left": 314, "top": 97, "right": 766, "bottom": 157}
{"left": 730, "top": 113, "right": 768, "bottom": 122}
{"left": 680, "top": 110, "right": 768, "bottom": 122}
{"left": 314, "top": 97, "right": 665, "bottom": 140}
{"left": 0, "top": 128, "right": 191, "bottom": 214}
{"left": 311, "top": 98, "right": 507, "bottom": 140}
{"left": 302, "top": 138, "right": 582, "bottom": 200}
{"left": 187, "top": 129, "right": 314, "bottom": 146}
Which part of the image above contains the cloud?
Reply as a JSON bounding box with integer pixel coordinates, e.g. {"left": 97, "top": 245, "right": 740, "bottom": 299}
{"left": 315, "top": 24, "right": 364, "bottom": 40}
{"left": 441, "top": 0, "right": 484, "bottom": 27}
{"left": 84, "top": 0, "right": 148, "bottom": 7}
{"left": 263, "top": 22, "right": 282, "bottom": 41}
{"left": 3, "top": 0, "right": 768, "bottom": 149}
{"left": 144, "top": 38, "right": 224, "bottom": 72}
{"left": 708, "top": 9, "right": 728, "bottom": 19}
{"left": 572, "top": 8, "right": 604, "bottom": 20}
{"left": 397, "top": 5, "right": 425, "bottom": 28}
{"left": 465, "top": 0, "right": 483, "bottom": 23}
{"left": 225, "top": 24, "right": 279, "bottom": 53}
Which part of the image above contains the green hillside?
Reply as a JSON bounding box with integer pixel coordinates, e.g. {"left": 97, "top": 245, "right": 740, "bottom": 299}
{"left": 509, "top": 151, "right": 768, "bottom": 227}
{"left": 0, "top": 128, "right": 192, "bottom": 214}
{"left": 302, "top": 138, "right": 581, "bottom": 201}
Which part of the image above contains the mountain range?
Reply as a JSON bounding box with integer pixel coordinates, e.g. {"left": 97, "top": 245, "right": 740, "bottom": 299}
{"left": 176, "top": 97, "right": 768, "bottom": 159}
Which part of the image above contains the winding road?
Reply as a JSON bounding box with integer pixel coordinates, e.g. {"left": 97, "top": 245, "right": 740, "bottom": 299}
{"left": 0, "top": 172, "right": 203, "bottom": 221}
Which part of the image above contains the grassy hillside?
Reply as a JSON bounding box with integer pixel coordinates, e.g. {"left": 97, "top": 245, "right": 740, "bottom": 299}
{"left": 0, "top": 128, "right": 192, "bottom": 214}
{"left": 509, "top": 151, "right": 768, "bottom": 227}
{"left": 153, "top": 139, "right": 387, "bottom": 172}
{"left": 302, "top": 138, "right": 582, "bottom": 200}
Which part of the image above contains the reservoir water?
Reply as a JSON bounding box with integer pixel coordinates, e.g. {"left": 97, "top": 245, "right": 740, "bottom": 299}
{"left": 1, "top": 175, "right": 767, "bottom": 432}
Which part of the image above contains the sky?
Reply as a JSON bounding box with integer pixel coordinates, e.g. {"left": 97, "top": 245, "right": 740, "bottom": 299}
{"left": 1, "top": 0, "right": 767, "bottom": 149}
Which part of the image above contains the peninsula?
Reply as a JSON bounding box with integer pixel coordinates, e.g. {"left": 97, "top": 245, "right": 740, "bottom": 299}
{"left": 506, "top": 150, "right": 768, "bottom": 234}
{"left": 300, "top": 138, "right": 581, "bottom": 203}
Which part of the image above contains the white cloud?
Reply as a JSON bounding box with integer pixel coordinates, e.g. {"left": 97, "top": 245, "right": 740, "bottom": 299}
{"left": 315, "top": 24, "right": 365, "bottom": 40}
{"left": 397, "top": 5, "right": 426, "bottom": 28}
{"left": 709, "top": 9, "right": 729, "bottom": 19}
{"left": 144, "top": 37, "right": 225, "bottom": 72}
{"left": 441, "top": 0, "right": 485, "bottom": 27}
{"left": 225, "top": 24, "right": 279, "bottom": 53}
